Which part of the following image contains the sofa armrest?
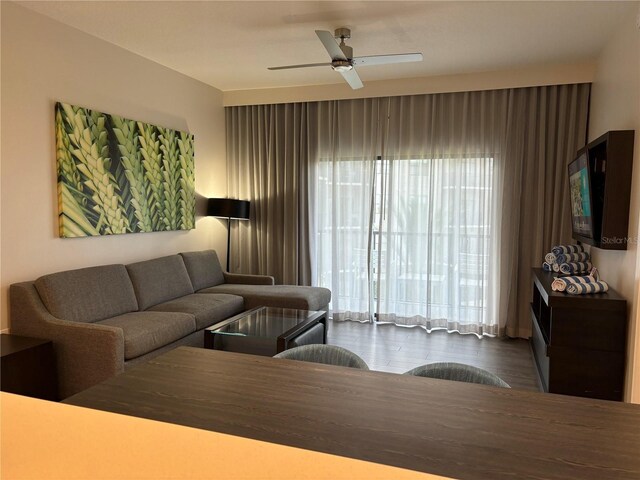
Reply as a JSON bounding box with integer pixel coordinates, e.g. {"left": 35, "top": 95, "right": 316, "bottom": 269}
{"left": 223, "top": 273, "right": 275, "bottom": 285}
{"left": 10, "top": 282, "right": 125, "bottom": 400}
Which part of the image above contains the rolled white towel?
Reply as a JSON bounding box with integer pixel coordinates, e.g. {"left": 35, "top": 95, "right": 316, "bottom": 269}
{"left": 551, "top": 275, "right": 594, "bottom": 292}
{"left": 567, "top": 281, "right": 609, "bottom": 295}
{"left": 552, "top": 263, "right": 560, "bottom": 272}
{"left": 544, "top": 252, "right": 556, "bottom": 264}
{"left": 555, "top": 252, "right": 590, "bottom": 264}
{"left": 559, "top": 261, "right": 592, "bottom": 275}
{"left": 551, "top": 278, "right": 567, "bottom": 291}
{"left": 552, "top": 244, "right": 585, "bottom": 255}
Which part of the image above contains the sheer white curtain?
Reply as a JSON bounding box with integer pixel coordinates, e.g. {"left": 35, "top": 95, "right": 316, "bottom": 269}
{"left": 375, "top": 156, "right": 497, "bottom": 335}
{"left": 313, "top": 92, "right": 504, "bottom": 334}
{"left": 312, "top": 99, "right": 386, "bottom": 322}
{"left": 371, "top": 91, "right": 505, "bottom": 335}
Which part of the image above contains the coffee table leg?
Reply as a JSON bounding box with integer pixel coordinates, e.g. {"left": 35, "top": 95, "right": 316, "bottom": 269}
{"left": 320, "top": 312, "right": 327, "bottom": 344}
{"left": 204, "top": 331, "right": 214, "bottom": 349}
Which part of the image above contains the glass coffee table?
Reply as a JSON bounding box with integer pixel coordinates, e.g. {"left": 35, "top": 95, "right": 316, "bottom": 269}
{"left": 204, "top": 307, "right": 327, "bottom": 357}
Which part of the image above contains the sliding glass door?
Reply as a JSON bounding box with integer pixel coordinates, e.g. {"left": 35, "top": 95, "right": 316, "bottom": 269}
{"left": 314, "top": 155, "right": 498, "bottom": 336}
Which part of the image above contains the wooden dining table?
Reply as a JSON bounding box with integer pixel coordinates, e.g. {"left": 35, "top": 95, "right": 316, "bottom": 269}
{"left": 64, "top": 346, "right": 640, "bottom": 480}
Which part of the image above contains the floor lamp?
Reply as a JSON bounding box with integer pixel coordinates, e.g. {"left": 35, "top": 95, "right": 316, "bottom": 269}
{"left": 207, "top": 198, "right": 250, "bottom": 272}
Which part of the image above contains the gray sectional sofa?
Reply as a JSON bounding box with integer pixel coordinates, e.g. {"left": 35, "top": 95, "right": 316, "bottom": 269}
{"left": 10, "top": 250, "right": 330, "bottom": 399}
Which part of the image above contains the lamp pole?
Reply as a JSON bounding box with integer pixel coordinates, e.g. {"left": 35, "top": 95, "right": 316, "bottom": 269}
{"left": 225, "top": 217, "right": 231, "bottom": 272}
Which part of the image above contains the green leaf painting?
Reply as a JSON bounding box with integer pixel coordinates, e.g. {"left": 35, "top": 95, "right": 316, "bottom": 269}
{"left": 55, "top": 102, "right": 195, "bottom": 237}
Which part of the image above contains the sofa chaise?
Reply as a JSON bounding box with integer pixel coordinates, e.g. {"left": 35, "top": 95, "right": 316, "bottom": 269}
{"left": 10, "top": 250, "right": 330, "bottom": 399}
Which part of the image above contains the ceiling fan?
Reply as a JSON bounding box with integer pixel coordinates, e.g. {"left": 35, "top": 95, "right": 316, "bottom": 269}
{"left": 268, "top": 28, "right": 423, "bottom": 90}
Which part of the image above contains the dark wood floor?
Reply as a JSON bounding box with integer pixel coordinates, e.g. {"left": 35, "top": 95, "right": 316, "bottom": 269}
{"left": 326, "top": 320, "right": 540, "bottom": 391}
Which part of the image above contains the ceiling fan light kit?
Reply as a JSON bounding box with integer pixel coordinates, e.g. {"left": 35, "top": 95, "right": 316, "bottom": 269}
{"left": 268, "top": 27, "right": 423, "bottom": 90}
{"left": 331, "top": 60, "right": 353, "bottom": 72}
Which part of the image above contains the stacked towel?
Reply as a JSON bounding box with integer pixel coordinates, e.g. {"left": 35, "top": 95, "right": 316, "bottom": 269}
{"left": 552, "top": 244, "right": 585, "bottom": 255}
{"left": 566, "top": 281, "right": 609, "bottom": 295}
{"left": 543, "top": 245, "right": 590, "bottom": 275}
{"left": 551, "top": 275, "right": 594, "bottom": 292}
{"left": 551, "top": 275, "right": 609, "bottom": 294}
{"left": 554, "top": 252, "right": 590, "bottom": 264}
{"left": 544, "top": 252, "right": 556, "bottom": 264}
{"left": 559, "top": 261, "right": 593, "bottom": 275}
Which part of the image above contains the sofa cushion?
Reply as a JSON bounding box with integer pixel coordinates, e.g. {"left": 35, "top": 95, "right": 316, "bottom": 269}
{"left": 34, "top": 265, "right": 138, "bottom": 323}
{"left": 200, "top": 284, "right": 331, "bottom": 311}
{"left": 127, "top": 255, "right": 194, "bottom": 310}
{"left": 97, "top": 311, "right": 196, "bottom": 360}
{"left": 179, "top": 250, "right": 225, "bottom": 290}
{"left": 148, "top": 293, "right": 245, "bottom": 330}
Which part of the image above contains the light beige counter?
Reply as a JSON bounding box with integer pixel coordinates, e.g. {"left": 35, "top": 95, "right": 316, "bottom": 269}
{"left": 0, "top": 393, "right": 446, "bottom": 480}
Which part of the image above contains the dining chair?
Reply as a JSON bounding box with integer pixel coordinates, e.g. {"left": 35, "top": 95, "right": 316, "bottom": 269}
{"left": 274, "top": 344, "right": 369, "bottom": 370}
{"left": 404, "top": 362, "right": 510, "bottom": 388}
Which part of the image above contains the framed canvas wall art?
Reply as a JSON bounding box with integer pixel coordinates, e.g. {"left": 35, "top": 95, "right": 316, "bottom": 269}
{"left": 55, "top": 102, "right": 195, "bottom": 237}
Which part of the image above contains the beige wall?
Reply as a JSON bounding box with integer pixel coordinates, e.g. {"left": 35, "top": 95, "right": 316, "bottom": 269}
{"left": 588, "top": 7, "right": 640, "bottom": 403}
{"left": 0, "top": 3, "right": 228, "bottom": 330}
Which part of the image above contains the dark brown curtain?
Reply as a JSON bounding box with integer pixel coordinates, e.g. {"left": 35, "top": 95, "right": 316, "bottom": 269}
{"left": 225, "top": 103, "right": 313, "bottom": 285}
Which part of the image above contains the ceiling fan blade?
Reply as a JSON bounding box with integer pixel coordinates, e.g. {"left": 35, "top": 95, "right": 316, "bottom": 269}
{"left": 352, "top": 53, "right": 423, "bottom": 67}
{"left": 315, "top": 30, "right": 347, "bottom": 61}
{"left": 268, "top": 62, "right": 330, "bottom": 71}
{"left": 339, "top": 67, "right": 363, "bottom": 90}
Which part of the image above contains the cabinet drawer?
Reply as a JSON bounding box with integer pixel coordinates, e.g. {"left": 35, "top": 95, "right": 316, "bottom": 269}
{"left": 547, "top": 346, "right": 624, "bottom": 401}
{"left": 531, "top": 317, "right": 549, "bottom": 392}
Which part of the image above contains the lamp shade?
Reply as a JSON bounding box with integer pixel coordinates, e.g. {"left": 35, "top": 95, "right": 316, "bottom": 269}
{"left": 207, "top": 198, "right": 250, "bottom": 220}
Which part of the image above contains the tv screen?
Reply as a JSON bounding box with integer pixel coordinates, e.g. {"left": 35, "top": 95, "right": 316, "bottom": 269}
{"left": 568, "top": 150, "right": 594, "bottom": 239}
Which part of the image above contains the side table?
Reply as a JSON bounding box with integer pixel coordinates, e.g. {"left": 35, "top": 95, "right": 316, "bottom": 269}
{"left": 1, "top": 333, "right": 58, "bottom": 401}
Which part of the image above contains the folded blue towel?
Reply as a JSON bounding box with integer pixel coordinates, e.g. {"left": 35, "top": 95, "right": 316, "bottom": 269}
{"left": 559, "top": 261, "right": 592, "bottom": 275}
{"left": 542, "top": 262, "right": 553, "bottom": 272}
{"left": 555, "top": 252, "right": 590, "bottom": 264}
{"left": 551, "top": 275, "right": 594, "bottom": 292}
{"left": 567, "top": 281, "right": 609, "bottom": 295}
{"left": 552, "top": 244, "right": 585, "bottom": 255}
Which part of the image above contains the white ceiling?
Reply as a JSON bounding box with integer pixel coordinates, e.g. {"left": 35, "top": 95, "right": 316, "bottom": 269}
{"left": 20, "top": 1, "right": 637, "bottom": 92}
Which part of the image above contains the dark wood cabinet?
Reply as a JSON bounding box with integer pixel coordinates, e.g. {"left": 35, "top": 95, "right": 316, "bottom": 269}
{"left": 1, "top": 334, "right": 58, "bottom": 401}
{"left": 530, "top": 268, "right": 627, "bottom": 401}
{"left": 573, "top": 130, "right": 635, "bottom": 249}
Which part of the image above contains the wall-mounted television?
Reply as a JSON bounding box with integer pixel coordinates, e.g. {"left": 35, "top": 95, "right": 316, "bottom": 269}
{"left": 568, "top": 131, "right": 634, "bottom": 249}
{"left": 568, "top": 148, "right": 594, "bottom": 240}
